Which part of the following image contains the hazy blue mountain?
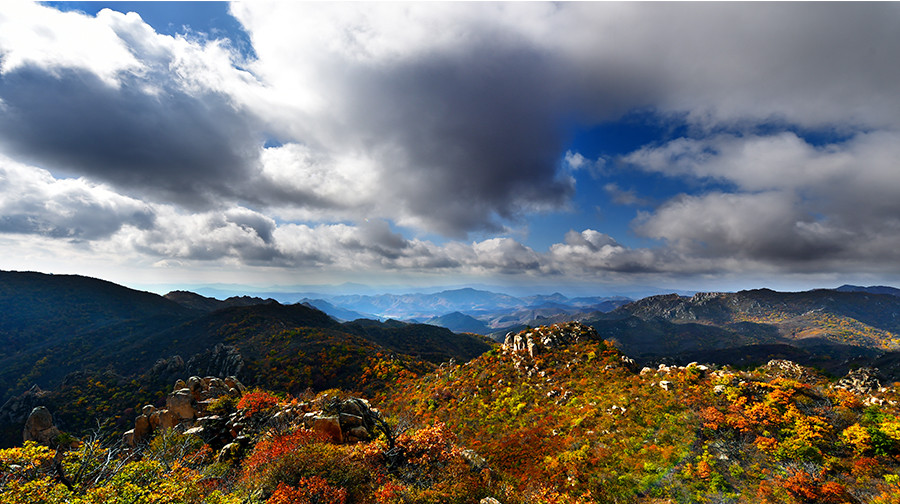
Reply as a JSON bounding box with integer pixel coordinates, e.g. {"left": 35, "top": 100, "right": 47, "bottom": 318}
{"left": 423, "top": 312, "right": 492, "bottom": 334}
{"left": 298, "top": 298, "right": 376, "bottom": 322}
{"left": 327, "top": 288, "right": 631, "bottom": 320}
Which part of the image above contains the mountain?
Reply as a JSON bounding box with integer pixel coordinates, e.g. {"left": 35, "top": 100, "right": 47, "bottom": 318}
{"left": 423, "top": 311, "right": 491, "bottom": 334}
{"left": 297, "top": 298, "right": 375, "bottom": 322}
{"left": 327, "top": 288, "right": 630, "bottom": 321}
{"left": 836, "top": 284, "right": 900, "bottom": 296}
{"left": 329, "top": 287, "right": 525, "bottom": 319}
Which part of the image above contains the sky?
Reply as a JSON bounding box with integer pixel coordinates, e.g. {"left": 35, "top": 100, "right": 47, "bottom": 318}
{"left": 1, "top": 2, "right": 900, "bottom": 297}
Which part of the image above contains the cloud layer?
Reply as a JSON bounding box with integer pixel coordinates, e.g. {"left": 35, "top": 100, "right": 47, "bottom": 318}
{"left": 1, "top": 2, "right": 900, "bottom": 288}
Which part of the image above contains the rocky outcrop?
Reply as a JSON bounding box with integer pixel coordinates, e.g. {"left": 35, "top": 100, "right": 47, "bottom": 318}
{"left": 23, "top": 406, "right": 61, "bottom": 445}
{"left": 834, "top": 367, "right": 882, "bottom": 395}
{"left": 502, "top": 322, "right": 600, "bottom": 358}
{"left": 762, "top": 359, "right": 812, "bottom": 381}
{"left": 125, "top": 375, "right": 245, "bottom": 447}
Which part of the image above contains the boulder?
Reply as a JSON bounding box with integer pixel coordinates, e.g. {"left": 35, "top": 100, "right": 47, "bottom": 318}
{"left": 347, "top": 426, "right": 370, "bottom": 441}
{"left": 134, "top": 415, "right": 151, "bottom": 444}
{"left": 187, "top": 376, "right": 203, "bottom": 400}
{"left": 312, "top": 416, "right": 343, "bottom": 444}
{"left": 23, "top": 406, "right": 60, "bottom": 445}
{"left": 167, "top": 389, "right": 196, "bottom": 420}
{"left": 158, "top": 409, "right": 178, "bottom": 430}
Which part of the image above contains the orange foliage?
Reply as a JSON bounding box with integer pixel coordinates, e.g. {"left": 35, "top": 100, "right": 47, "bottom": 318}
{"left": 237, "top": 389, "right": 279, "bottom": 417}
{"left": 267, "top": 478, "right": 347, "bottom": 504}
{"left": 242, "top": 428, "right": 328, "bottom": 476}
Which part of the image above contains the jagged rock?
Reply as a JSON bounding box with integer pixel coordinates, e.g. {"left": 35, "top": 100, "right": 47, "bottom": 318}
{"left": 835, "top": 367, "right": 882, "bottom": 395}
{"left": 148, "top": 355, "right": 186, "bottom": 379}
{"left": 224, "top": 376, "right": 245, "bottom": 393}
{"left": 659, "top": 381, "right": 673, "bottom": 391}
{"left": 23, "top": 406, "right": 61, "bottom": 445}
{"left": 142, "top": 404, "right": 157, "bottom": 417}
{"left": 619, "top": 355, "right": 638, "bottom": 373}
{"left": 123, "top": 429, "right": 134, "bottom": 446}
{"left": 167, "top": 389, "right": 197, "bottom": 420}
{"left": 207, "top": 378, "right": 228, "bottom": 398}
{"left": 184, "top": 426, "right": 205, "bottom": 436}
{"left": 480, "top": 498, "right": 502, "bottom": 504}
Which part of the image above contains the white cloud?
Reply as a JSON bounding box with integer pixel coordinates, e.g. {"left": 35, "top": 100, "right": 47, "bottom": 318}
{"left": 0, "top": 154, "right": 154, "bottom": 240}
{"left": 0, "top": 3, "right": 141, "bottom": 85}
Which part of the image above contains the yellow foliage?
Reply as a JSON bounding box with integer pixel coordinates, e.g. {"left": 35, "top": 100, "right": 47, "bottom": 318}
{"left": 842, "top": 423, "right": 872, "bottom": 454}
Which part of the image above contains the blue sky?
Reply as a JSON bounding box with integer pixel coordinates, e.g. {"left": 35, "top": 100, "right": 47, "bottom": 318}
{"left": 1, "top": 2, "right": 900, "bottom": 297}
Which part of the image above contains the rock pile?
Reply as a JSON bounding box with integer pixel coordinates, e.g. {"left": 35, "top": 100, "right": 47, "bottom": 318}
{"left": 502, "top": 322, "right": 600, "bottom": 358}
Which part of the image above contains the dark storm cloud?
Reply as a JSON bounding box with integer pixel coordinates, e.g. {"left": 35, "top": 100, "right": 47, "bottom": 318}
{"left": 0, "top": 66, "right": 260, "bottom": 208}
{"left": 349, "top": 49, "right": 574, "bottom": 236}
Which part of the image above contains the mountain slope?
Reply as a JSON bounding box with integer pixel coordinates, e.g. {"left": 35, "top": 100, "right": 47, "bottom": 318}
{"left": 381, "top": 323, "right": 900, "bottom": 503}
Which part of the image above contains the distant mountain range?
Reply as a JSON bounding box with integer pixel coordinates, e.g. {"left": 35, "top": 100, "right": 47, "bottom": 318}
{"left": 294, "top": 288, "right": 633, "bottom": 334}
